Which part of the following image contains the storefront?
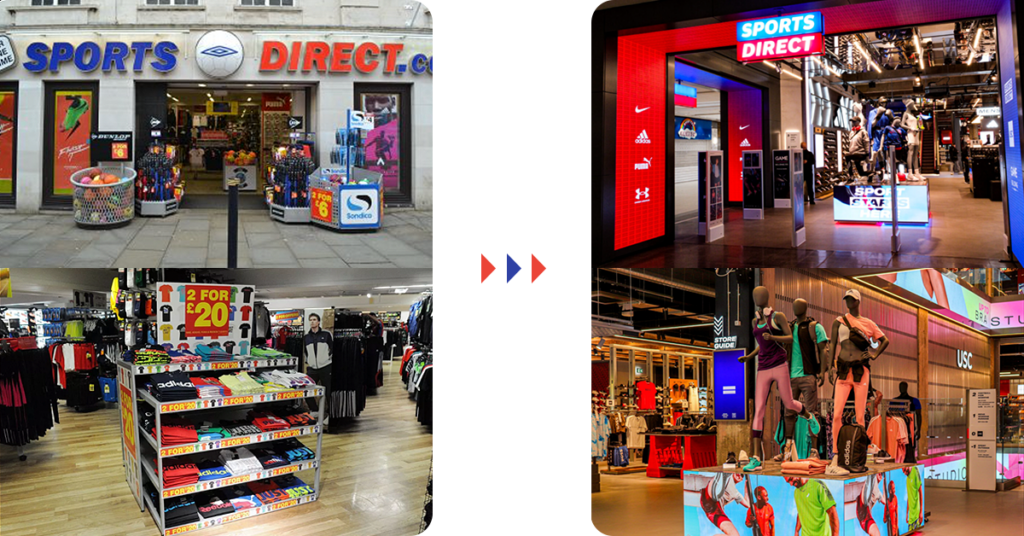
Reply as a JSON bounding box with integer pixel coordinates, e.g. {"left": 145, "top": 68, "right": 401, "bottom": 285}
{"left": 0, "top": 21, "right": 431, "bottom": 213}
{"left": 592, "top": 0, "right": 1024, "bottom": 266}
{"left": 591, "top": 268, "right": 1024, "bottom": 536}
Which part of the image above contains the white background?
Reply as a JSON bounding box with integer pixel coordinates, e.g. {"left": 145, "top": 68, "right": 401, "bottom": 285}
{"left": 432, "top": 0, "right": 598, "bottom": 534}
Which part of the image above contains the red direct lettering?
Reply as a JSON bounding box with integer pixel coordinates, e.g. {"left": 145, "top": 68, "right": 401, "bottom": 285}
{"left": 381, "top": 43, "right": 403, "bottom": 73}
{"left": 354, "top": 42, "right": 380, "bottom": 73}
{"left": 288, "top": 41, "right": 302, "bottom": 71}
{"left": 303, "top": 41, "right": 329, "bottom": 72}
{"left": 329, "top": 42, "right": 354, "bottom": 73}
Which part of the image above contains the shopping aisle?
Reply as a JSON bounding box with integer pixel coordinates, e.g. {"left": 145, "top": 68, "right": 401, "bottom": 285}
{"left": 0, "top": 361, "right": 431, "bottom": 536}
{"left": 591, "top": 469, "right": 1024, "bottom": 536}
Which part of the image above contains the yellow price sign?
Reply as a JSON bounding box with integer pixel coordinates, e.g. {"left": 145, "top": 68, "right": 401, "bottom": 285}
{"left": 310, "top": 187, "right": 333, "bottom": 223}
{"left": 184, "top": 285, "right": 232, "bottom": 337}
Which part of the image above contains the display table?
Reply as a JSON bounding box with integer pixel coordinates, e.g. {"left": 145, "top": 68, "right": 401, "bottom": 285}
{"left": 833, "top": 178, "right": 930, "bottom": 224}
{"left": 642, "top": 432, "right": 717, "bottom": 478}
{"left": 684, "top": 462, "right": 925, "bottom": 536}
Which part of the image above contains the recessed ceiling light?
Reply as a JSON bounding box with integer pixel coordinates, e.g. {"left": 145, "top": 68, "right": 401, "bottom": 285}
{"left": 246, "top": 83, "right": 254, "bottom": 87}
{"left": 198, "top": 83, "right": 207, "bottom": 87}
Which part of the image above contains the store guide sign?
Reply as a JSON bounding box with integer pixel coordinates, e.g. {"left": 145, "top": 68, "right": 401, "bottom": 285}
{"left": 736, "top": 12, "right": 824, "bottom": 63}
{"left": 712, "top": 315, "right": 737, "bottom": 349}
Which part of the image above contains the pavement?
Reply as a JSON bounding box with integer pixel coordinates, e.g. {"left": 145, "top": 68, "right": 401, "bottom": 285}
{"left": 0, "top": 208, "right": 432, "bottom": 268}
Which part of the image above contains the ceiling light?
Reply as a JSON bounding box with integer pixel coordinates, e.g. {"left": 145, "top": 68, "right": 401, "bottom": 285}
{"left": 986, "top": 119, "right": 1000, "bottom": 128}
{"left": 810, "top": 55, "right": 841, "bottom": 77}
{"left": 247, "top": 97, "right": 252, "bottom": 102}
{"left": 246, "top": 83, "right": 254, "bottom": 87}
{"left": 198, "top": 83, "right": 206, "bottom": 87}
{"left": 914, "top": 33, "right": 925, "bottom": 70}
{"left": 282, "top": 84, "right": 291, "bottom": 87}
{"left": 166, "top": 93, "right": 172, "bottom": 98}
{"left": 209, "top": 97, "right": 214, "bottom": 102}
{"left": 373, "top": 284, "right": 432, "bottom": 289}
{"left": 973, "top": 26, "right": 982, "bottom": 49}
{"left": 206, "top": 93, "right": 212, "bottom": 98}
{"left": 172, "top": 97, "right": 179, "bottom": 103}
{"left": 366, "top": 293, "right": 371, "bottom": 298}
{"left": 915, "top": 76, "right": 921, "bottom": 85}
{"left": 967, "top": 49, "right": 976, "bottom": 66}
{"left": 393, "top": 288, "right": 409, "bottom": 294}
{"left": 597, "top": 337, "right": 606, "bottom": 349}
{"left": 971, "top": 115, "right": 983, "bottom": 124}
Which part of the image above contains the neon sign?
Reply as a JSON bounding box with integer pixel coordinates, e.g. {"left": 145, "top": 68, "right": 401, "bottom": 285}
{"left": 736, "top": 12, "right": 824, "bottom": 63}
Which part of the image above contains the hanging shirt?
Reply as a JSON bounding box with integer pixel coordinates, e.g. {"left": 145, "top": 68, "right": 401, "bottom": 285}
{"left": 635, "top": 381, "right": 656, "bottom": 410}
{"left": 625, "top": 415, "right": 648, "bottom": 449}
{"left": 688, "top": 385, "right": 698, "bottom": 413}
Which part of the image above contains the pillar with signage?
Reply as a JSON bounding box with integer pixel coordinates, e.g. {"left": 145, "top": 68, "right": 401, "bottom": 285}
{"left": 742, "top": 150, "right": 764, "bottom": 219}
{"left": 790, "top": 148, "right": 806, "bottom": 246}
{"left": 772, "top": 150, "right": 792, "bottom": 209}
{"left": 967, "top": 388, "right": 997, "bottom": 491}
{"left": 699, "top": 151, "right": 725, "bottom": 242}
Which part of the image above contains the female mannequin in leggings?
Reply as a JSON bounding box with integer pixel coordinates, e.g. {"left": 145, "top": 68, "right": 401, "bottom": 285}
{"left": 829, "top": 289, "right": 889, "bottom": 453}
{"left": 739, "top": 286, "right": 815, "bottom": 471}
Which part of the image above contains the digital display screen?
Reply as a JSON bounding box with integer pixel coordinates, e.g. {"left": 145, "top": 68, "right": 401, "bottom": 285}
{"left": 833, "top": 184, "right": 929, "bottom": 223}
{"left": 713, "top": 349, "right": 747, "bottom": 420}
{"left": 675, "top": 117, "right": 712, "bottom": 140}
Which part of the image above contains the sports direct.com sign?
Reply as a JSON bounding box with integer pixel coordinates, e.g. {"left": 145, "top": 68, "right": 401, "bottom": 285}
{"left": 737, "top": 12, "right": 824, "bottom": 63}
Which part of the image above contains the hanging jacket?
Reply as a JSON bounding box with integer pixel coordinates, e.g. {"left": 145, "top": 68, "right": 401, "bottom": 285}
{"left": 789, "top": 317, "right": 823, "bottom": 376}
{"left": 882, "top": 125, "right": 903, "bottom": 151}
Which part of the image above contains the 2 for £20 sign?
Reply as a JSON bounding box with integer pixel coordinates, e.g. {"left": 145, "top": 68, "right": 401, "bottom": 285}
{"left": 185, "top": 285, "right": 232, "bottom": 337}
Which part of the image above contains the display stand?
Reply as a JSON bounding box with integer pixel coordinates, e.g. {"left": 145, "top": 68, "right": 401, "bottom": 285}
{"left": 742, "top": 150, "right": 764, "bottom": 220}
{"left": 266, "top": 140, "right": 315, "bottom": 224}
{"left": 644, "top": 432, "right": 717, "bottom": 478}
{"left": 117, "top": 358, "right": 324, "bottom": 535}
{"left": 135, "top": 143, "right": 182, "bottom": 218}
{"left": 685, "top": 463, "right": 926, "bottom": 536}
{"left": 71, "top": 165, "right": 136, "bottom": 229}
{"left": 309, "top": 169, "right": 384, "bottom": 232}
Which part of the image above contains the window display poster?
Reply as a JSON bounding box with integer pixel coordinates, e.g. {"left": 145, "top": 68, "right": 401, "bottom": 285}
{"left": 684, "top": 471, "right": 845, "bottom": 536}
{"left": 772, "top": 150, "right": 791, "bottom": 201}
{"left": 362, "top": 93, "right": 400, "bottom": 191}
{"left": 156, "top": 282, "right": 255, "bottom": 355}
{"left": 53, "top": 90, "right": 93, "bottom": 196}
{"left": 712, "top": 349, "right": 746, "bottom": 420}
{"left": 709, "top": 153, "right": 723, "bottom": 226}
{"left": 0, "top": 91, "right": 13, "bottom": 194}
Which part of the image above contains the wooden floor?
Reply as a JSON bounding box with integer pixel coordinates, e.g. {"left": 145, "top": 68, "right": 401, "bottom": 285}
{"left": 0, "top": 361, "right": 432, "bottom": 536}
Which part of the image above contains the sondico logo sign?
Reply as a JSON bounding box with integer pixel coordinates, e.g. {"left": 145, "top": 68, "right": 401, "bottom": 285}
{"left": 340, "top": 190, "right": 379, "bottom": 225}
{"left": 195, "top": 31, "right": 244, "bottom": 79}
{"left": 957, "top": 350, "right": 973, "bottom": 370}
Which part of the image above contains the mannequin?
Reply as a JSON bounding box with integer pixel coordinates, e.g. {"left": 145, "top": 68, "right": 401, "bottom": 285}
{"left": 871, "top": 108, "right": 894, "bottom": 181}
{"left": 852, "top": 102, "right": 866, "bottom": 129}
{"left": 894, "top": 381, "right": 922, "bottom": 443}
{"left": 903, "top": 102, "right": 922, "bottom": 178}
{"left": 848, "top": 117, "right": 871, "bottom": 177}
{"left": 829, "top": 289, "right": 890, "bottom": 457}
{"left": 882, "top": 119, "right": 906, "bottom": 176}
{"left": 739, "top": 286, "right": 814, "bottom": 471}
{"left": 774, "top": 299, "right": 830, "bottom": 462}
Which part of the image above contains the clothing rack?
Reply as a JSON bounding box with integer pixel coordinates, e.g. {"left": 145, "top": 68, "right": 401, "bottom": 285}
{"left": 0, "top": 337, "right": 56, "bottom": 461}
{"left": 877, "top": 399, "right": 911, "bottom": 459}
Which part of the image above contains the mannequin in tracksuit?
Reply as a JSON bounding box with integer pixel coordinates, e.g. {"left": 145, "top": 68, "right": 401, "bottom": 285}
{"left": 776, "top": 298, "right": 831, "bottom": 461}
{"left": 869, "top": 98, "right": 892, "bottom": 180}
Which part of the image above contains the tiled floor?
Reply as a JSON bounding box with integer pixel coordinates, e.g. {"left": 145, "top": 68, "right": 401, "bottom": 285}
{"left": 591, "top": 471, "right": 1024, "bottom": 536}
{"left": 0, "top": 208, "right": 431, "bottom": 268}
{"left": 609, "top": 175, "right": 1018, "bottom": 268}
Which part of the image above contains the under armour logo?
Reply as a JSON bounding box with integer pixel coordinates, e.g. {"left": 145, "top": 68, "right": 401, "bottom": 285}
{"left": 635, "top": 188, "right": 650, "bottom": 200}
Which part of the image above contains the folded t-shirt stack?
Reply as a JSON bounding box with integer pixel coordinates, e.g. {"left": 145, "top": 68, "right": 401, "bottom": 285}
{"left": 221, "top": 421, "right": 262, "bottom": 436}
{"left": 153, "top": 416, "right": 199, "bottom": 446}
{"left": 249, "top": 347, "right": 293, "bottom": 359}
{"left": 192, "top": 377, "right": 232, "bottom": 398}
{"left": 196, "top": 425, "right": 232, "bottom": 441}
{"left": 218, "top": 447, "right": 263, "bottom": 476}
{"left": 251, "top": 373, "right": 290, "bottom": 392}
{"left": 273, "top": 438, "right": 315, "bottom": 462}
{"left": 197, "top": 344, "right": 234, "bottom": 362}
{"left": 251, "top": 447, "right": 288, "bottom": 469}
{"left": 222, "top": 486, "right": 263, "bottom": 510}
{"left": 249, "top": 411, "right": 290, "bottom": 432}
{"left": 781, "top": 459, "right": 829, "bottom": 475}
{"left": 279, "top": 411, "right": 315, "bottom": 427}
{"left": 144, "top": 484, "right": 201, "bottom": 528}
{"left": 247, "top": 475, "right": 314, "bottom": 504}
{"left": 259, "top": 370, "right": 315, "bottom": 389}
{"left": 197, "top": 459, "right": 231, "bottom": 481}
{"left": 160, "top": 459, "right": 200, "bottom": 488}
{"left": 195, "top": 491, "right": 236, "bottom": 519}
{"left": 218, "top": 371, "right": 263, "bottom": 395}
{"left": 167, "top": 349, "right": 202, "bottom": 364}
{"left": 150, "top": 372, "right": 198, "bottom": 401}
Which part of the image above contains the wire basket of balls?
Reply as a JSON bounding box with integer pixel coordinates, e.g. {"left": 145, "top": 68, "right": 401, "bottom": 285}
{"left": 70, "top": 165, "right": 137, "bottom": 228}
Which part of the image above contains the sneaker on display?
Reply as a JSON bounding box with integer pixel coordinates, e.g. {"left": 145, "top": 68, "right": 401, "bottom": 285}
{"left": 807, "top": 448, "right": 820, "bottom": 460}
{"left": 826, "top": 456, "right": 850, "bottom": 476}
{"left": 743, "top": 456, "right": 763, "bottom": 472}
{"left": 867, "top": 444, "right": 880, "bottom": 456}
{"left": 738, "top": 450, "right": 749, "bottom": 465}
{"left": 772, "top": 440, "right": 793, "bottom": 462}
{"left": 723, "top": 452, "right": 738, "bottom": 469}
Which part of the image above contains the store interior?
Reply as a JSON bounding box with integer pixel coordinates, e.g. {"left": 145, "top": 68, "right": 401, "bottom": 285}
{"left": 0, "top": 268, "right": 433, "bottom": 536}
{"left": 590, "top": 268, "right": 1024, "bottom": 536}
{"left": 597, "top": 1, "right": 1024, "bottom": 268}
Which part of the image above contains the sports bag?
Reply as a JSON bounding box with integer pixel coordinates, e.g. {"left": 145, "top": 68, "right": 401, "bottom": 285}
{"left": 836, "top": 423, "right": 870, "bottom": 469}
{"left": 841, "top": 315, "right": 871, "bottom": 351}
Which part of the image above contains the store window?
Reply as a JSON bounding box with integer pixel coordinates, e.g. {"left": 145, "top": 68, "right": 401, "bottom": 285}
{"left": 239, "top": 0, "right": 294, "bottom": 6}
{"left": 355, "top": 84, "right": 412, "bottom": 207}
{"left": 0, "top": 83, "right": 16, "bottom": 207}
{"left": 42, "top": 82, "right": 98, "bottom": 207}
{"left": 30, "top": 0, "right": 81, "bottom": 5}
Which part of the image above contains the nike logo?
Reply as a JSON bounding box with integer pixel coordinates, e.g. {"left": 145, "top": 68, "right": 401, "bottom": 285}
{"left": 635, "top": 106, "right": 650, "bottom": 113}
{"left": 739, "top": 125, "right": 750, "bottom": 130}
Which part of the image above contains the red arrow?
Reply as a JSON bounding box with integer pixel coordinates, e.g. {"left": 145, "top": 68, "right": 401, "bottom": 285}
{"left": 531, "top": 255, "right": 546, "bottom": 282}
{"left": 481, "top": 254, "right": 496, "bottom": 282}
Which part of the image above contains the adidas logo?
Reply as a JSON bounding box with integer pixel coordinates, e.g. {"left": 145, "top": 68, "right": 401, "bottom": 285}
{"left": 740, "top": 138, "right": 751, "bottom": 147}
{"left": 635, "top": 130, "right": 652, "bottom": 144}
{"left": 634, "top": 157, "right": 652, "bottom": 170}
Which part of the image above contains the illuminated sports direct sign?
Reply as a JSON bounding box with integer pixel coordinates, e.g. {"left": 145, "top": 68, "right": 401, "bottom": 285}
{"left": 23, "top": 40, "right": 178, "bottom": 73}
{"left": 736, "top": 12, "right": 824, "bottom": 63}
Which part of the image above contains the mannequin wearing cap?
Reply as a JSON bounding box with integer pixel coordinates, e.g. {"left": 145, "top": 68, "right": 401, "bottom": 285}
{"left": 738, "top": 286, "right": 814, "bottom": 471}
{"left": 829, "top": 289, "right": 890, "bottom": 455}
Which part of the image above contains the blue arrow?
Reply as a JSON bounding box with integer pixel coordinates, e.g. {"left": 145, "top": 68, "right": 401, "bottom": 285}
{"left": 507, "top": 255, "right": 521, "bottom": 282}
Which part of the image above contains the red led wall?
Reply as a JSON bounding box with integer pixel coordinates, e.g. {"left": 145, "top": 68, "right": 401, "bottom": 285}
{"left": 727, "top": 89, "right": 763, "bottom": 203}
{"left": 614, "top": 38, "right": 666, "bottom": 251}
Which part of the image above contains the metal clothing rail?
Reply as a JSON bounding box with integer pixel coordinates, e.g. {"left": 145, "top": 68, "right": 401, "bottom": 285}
{"left": 1, "top": 337, "right": 41, "bottom": 461}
